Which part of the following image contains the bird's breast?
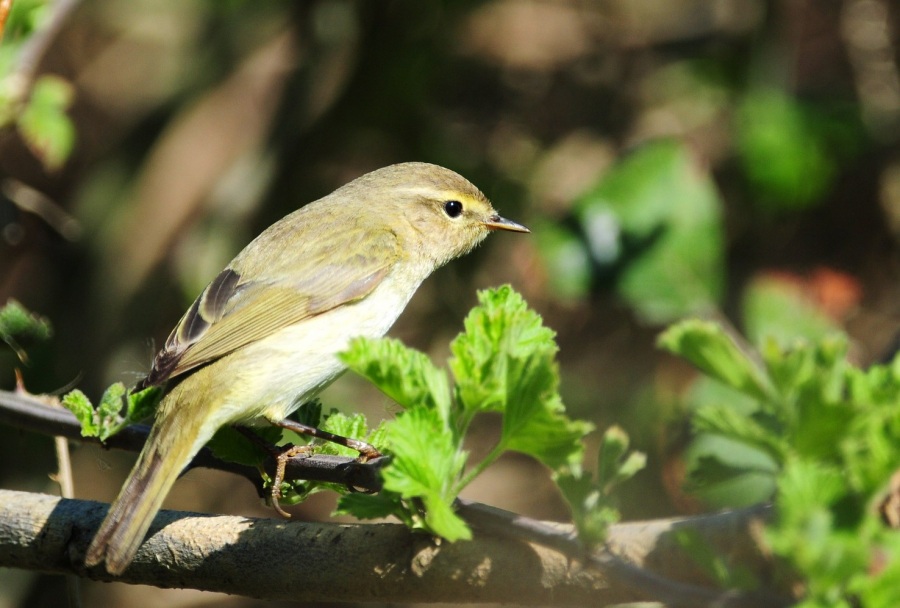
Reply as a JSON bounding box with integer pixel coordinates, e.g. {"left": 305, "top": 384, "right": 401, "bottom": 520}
{"left": 214, "top": 262, "right": 430, "bottom": 423}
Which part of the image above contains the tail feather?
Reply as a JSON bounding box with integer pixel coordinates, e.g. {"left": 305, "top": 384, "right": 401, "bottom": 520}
{"left": 85, "top": 398, "right": 211, "bottom": 575}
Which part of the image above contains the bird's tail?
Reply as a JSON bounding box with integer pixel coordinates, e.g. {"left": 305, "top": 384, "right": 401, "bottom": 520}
{"left": 85, "top": 389, "right": 212, "bottom": 575}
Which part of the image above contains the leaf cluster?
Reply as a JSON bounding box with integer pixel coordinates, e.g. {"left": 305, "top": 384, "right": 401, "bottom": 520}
{"left": 660, "top": 319, "right": 900, "bottom": 606}
{"left": 336, "top": 285, "right": 595, "bottom": 540}
{"left": 61, "top": 384, "right": 161, "bottom": 442}
{"left": 555, "top": 425, "right": 645, "bottom": 545}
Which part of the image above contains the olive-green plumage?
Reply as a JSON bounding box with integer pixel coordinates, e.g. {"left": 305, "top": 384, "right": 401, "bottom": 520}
{"left": 85, "top": 162, "right": 528, "bottom": 575}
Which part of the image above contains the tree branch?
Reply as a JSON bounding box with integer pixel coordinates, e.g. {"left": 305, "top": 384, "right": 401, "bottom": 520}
{"left": 0, "top": 488, "right": 785, "bottom": 606}
{"left": 0, "top": 388, "right": 789, "bottom": 606}
{"left": 1, "top": 487, "right": 597, "bottom": 604}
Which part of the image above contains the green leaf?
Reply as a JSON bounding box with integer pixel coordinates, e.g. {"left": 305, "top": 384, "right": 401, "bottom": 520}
{"left": 316, "top": 411, "right": 379, "bottom": 457}
{"left": 691, "top": 402, "right": 789, "bottom": 464}
{"left": 684, "top": 435, "right": 779, "bottom": 508}
{"left": 95, "top": 383, "right": 128, "bottom": 442}
{"left": 556, "top": 426, "right": 645, "bottom": 545}
{"left": 0, "top": 299, "right": 52, "bottom": 363}
{"left": 555, "top": 471, "right": 620, "bottom": 545}
{"left": 380, "top": 407, "right": 470, "bottom": 540}
{"left": 18, "top": 75, "right": 75, "bottom": 171}
{"left": 336, "top": 492, "right": 406, "bottom": 521}
{"left": 341, "top": 286, "right": 593, "bottom": 543}
{"left": 125, "top": 386, "right": 162, "bottom": 424}
{"left": 418, "top": 494, "right": 471, "bottom": 541}
{"left": 658, "top": 319, "right": 775, "bottom": 402}
{"left": 450, "top": 286, "right": 590, "bottom": 470}
{"left": 61, "top": 389, "right": 98, "bottom": 437}
{"left": 450, "top": 286, "right": 556, "bottom": 415}
{"left": 574, "top": 139, "right": 725, "bottom": 322}
{"left": 207, "top": 425, "right": 278, "bottom": 468}
{"left": 596, "top": 426, "right": 646, "bottom": 491}
{"left": 671, "top": 317, "right": 900, "bottom": 603}
{"left": 502, "top": 395, "right": 594, "bottom": 470}
{"left": 61, "top": 384, "right": 161, "bottom": 442}
{"left": 342, "top": 337, "right": 452, "bottom": 423}
{"left": 736, "top": 88, "right": 853, "bottom": 210}
{"left": 742, "top": 275, "right": 839, "bottom": 348}
{"left": 533, "top": 221, "right": 592, "bottom": 300}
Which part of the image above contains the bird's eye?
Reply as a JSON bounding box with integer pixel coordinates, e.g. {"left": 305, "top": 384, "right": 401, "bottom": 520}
{"left": 444, "top": 200, "right": 463, "bottom": 218}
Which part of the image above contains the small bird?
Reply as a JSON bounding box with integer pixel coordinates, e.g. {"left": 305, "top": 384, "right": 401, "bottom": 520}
{"left": 85, "top": 162, "right": 528, "bottom": 574}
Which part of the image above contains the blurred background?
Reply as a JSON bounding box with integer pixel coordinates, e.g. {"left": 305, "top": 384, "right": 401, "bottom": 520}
{"left": 1, "top": 0, "right": 899, "bottom": 606}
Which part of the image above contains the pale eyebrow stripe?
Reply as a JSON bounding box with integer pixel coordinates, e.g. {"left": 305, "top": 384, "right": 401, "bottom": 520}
{"left": 396, "top": 186, "right": 482, "bottom": 201}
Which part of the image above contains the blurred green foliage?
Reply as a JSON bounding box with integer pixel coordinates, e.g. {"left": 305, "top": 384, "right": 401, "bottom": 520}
{"left": 0, "top": 298, "right": 51, "bottom": 363}
{"left": 661, "top": 313, "right": 900, "bottom": 605}
{"left": 0, "top": 0, "right": 75, "bottom": 171}
{"left": 736, "top": 87, "right": 864, "bottom": 211}
{"left": 540, "top": 140, "right": 725, "bottom": 320}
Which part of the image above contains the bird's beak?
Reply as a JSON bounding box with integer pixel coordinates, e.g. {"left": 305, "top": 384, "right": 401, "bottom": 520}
{"left": 483, "top": 214, "right": 530, "bottom": 233}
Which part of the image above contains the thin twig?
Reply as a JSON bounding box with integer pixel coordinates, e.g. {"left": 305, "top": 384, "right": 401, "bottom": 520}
{"left": 0, "top": 388, "right": 386, "bottom": 494}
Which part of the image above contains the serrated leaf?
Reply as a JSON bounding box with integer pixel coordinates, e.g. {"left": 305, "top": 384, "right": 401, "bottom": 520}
{"left": 381, "top": 407, "right": 470, "bottom": 541}
{"left": 450, "top": 285, "right": 556, "bottom": 416}
{"left": 684, "top": 435, "right": 780, "bottom": 508}
{"left": 503, "top": 394, "right": 593, "bottom": 470}
{"left": 419, "top": 494, "right": 471, "bottom": 541}
{"left": 315, "top": 412, "right": 374, "bottom": 457}
{"left": 95, "top": 383, "right": 128, "bottom": 441}
{"left": 659, "top": 319, "right": 775, "bottom": 401}
{"left": 555, "top": 425, "right": 644, "bottom": 546}
{"left": 451, "top": 286, "right": 588, "bottom": 470}
{"left": 61, "top": 389, "right": 98, "bottom": 437}
{"left": 342, "top": 337, "right": 451, "bottom": 423}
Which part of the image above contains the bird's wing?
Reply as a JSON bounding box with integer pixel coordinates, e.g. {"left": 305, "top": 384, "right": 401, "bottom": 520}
{"left": 139, "top": 228, "right": 399, "bottom": 388}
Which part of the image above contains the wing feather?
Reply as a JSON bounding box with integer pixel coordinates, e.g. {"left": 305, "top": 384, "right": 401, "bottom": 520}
{"left": 138, "top": 227, "right": 399, "bottom": 388}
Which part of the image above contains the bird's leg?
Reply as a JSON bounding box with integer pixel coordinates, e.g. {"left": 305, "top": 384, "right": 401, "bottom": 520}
{"left": 269, "top": 417, "right": 382, "bottom": 461}
{"left": 233, "top": 425, "right": 312, "bottom": 518}
{"left": 269, "top": 444, "right": 313, "bottom": 518}
{"left": 260, "top": 418, "right": 382, "bottom": 517}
